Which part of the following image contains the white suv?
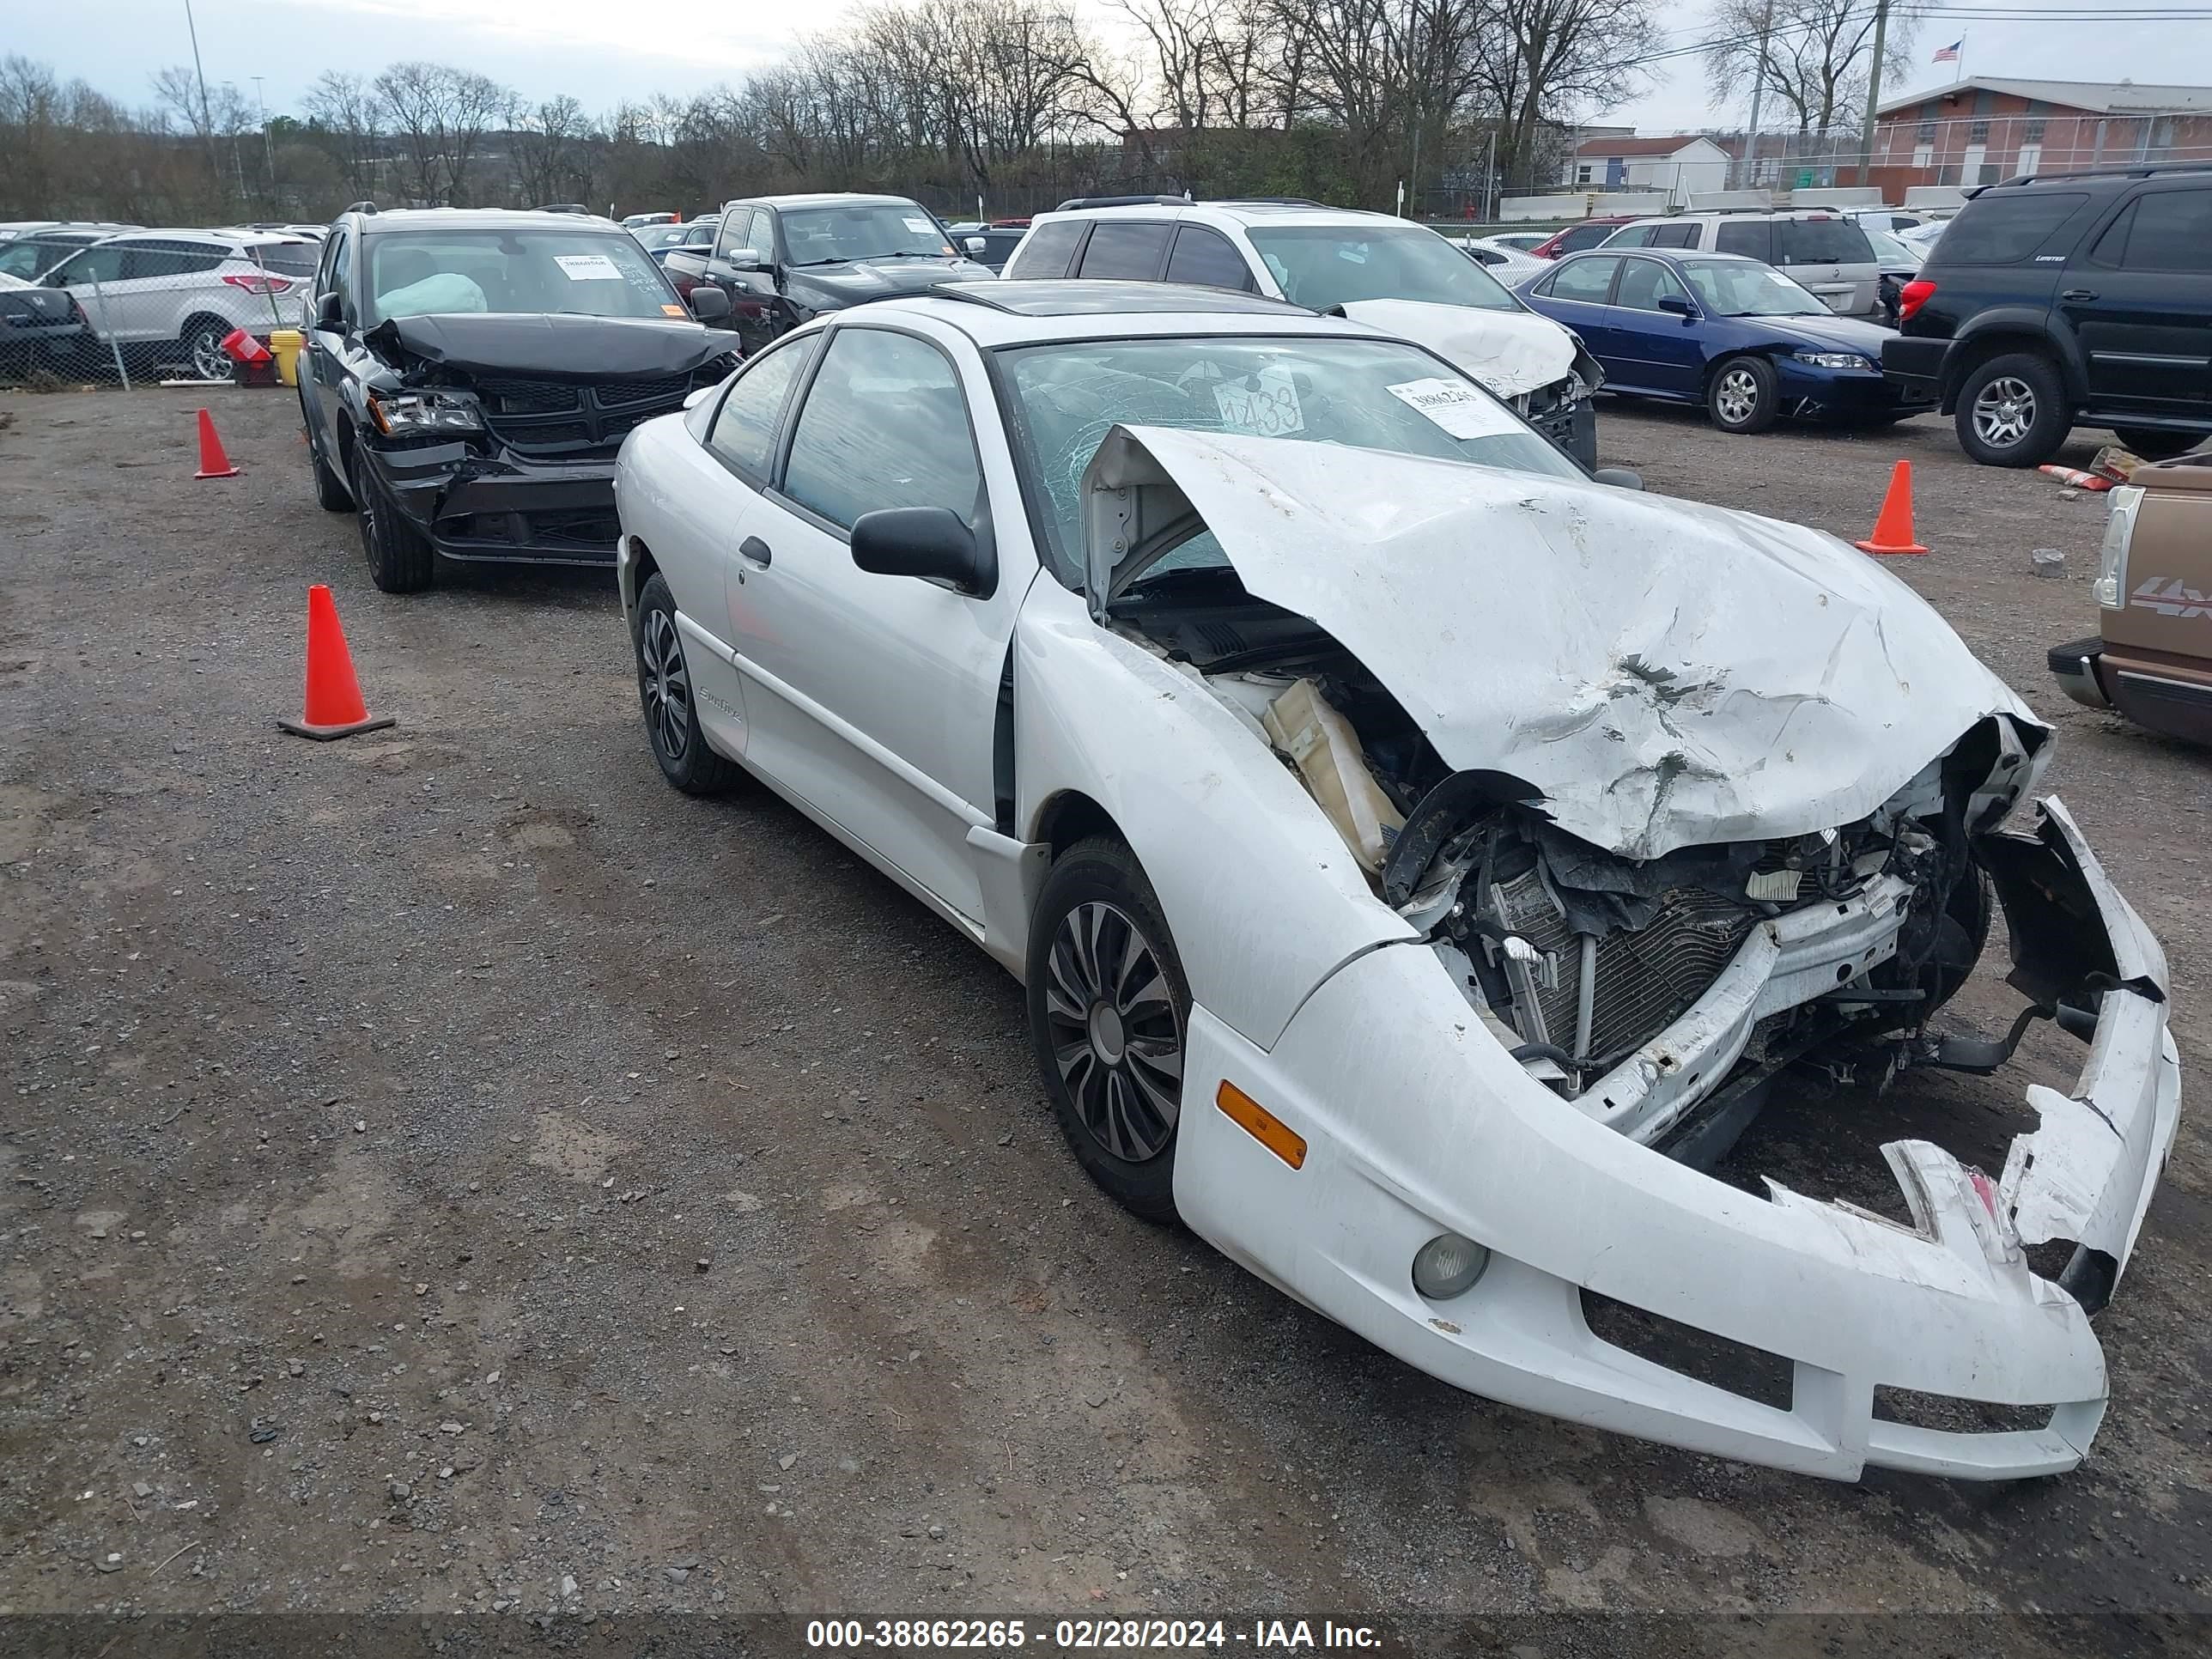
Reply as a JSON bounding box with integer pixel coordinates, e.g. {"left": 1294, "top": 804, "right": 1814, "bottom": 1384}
{"left": 42, "top": 229, "right": 321, "bottom": 378}
{"left": 1601, "top": 210, "right": 1881, "bottom": 316}
{"left": 1004, "top": 198, "right": 1601, "bottom": 465}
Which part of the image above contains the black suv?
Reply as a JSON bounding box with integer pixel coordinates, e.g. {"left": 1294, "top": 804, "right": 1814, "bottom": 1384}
{"left": 300, "top": 207, "right": 738, "bottom": 592}
{"left": 660, "top": 193, "right": 992, "bottom": 356}
{"left": 1882, "top": 162, "right": 2212, "bottom": 466}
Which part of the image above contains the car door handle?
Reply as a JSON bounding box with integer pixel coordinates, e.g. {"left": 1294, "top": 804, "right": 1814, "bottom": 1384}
{"left": 739, "top": 536, "right": 772, "bottom": 568}
{"left": 2062, "top": 288, "right": 2100, "bottom": 301}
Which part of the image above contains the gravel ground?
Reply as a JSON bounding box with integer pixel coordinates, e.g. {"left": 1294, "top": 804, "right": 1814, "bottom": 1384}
{"left": 0, "top": 386, "right": 2208, "bottom": 1647}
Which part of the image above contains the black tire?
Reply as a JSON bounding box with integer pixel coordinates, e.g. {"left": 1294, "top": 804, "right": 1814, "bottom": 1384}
{"left": 1707, "top": 356, "right": 1779, "bottom": 434}
{"left": 2112, "top": 427, "right": 2208, "bottom": 462}
{"left": 1025, "top": 836, "right": 1191, "bottom": 1224}
{"left": 303, "top": 392, "right": 354, "bottom": 512}
{"left": 634, "top": 573, "right": 739, "bottom": 795}
{"left": 179, "top": 314, "right": 233, "bottom": 382}
{"left": 351, "top": 444, "right": 434, "bottom": 593}
{"left": 1954, "top": 351, "right": 2069, "bottom": 467}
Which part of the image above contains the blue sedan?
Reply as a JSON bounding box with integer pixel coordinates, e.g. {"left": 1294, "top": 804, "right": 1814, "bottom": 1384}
{"left": 1517, "top": 249, "right": 1931, "bottom": 434}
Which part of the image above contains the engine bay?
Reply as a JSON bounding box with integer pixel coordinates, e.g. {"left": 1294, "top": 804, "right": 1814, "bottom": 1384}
{"left": 1111, "top": 567, "right": 2043, "bottom": 1166}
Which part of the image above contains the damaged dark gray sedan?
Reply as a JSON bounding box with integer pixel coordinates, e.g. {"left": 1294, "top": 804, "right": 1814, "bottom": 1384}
{"left": 299, "top": 207, "right": 739, "bottom": 592}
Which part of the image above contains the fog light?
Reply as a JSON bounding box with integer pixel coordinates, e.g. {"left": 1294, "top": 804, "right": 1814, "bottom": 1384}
{"left": 1412, "top": 1233, "right": 1490, "bottom": 1301}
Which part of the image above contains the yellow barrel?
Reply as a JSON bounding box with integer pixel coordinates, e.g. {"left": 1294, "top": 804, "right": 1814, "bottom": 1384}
{"left": 268, "top": 329, "right": 305, "bottom": 387}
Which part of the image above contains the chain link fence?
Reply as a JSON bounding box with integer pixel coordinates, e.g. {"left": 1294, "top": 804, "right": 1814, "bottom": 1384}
{"left": 2, "top": 236, "right": 319, "bottom": 388}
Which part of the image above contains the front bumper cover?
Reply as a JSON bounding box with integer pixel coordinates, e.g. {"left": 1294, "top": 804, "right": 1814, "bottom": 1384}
{"left": 1173, "top": 794, "right": 2177, "bottom": 1481}
{"left": 363, "top": 436, "right": 621, "bottom": 567}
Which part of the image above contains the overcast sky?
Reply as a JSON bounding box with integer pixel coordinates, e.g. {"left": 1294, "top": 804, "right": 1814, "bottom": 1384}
{"left": 15, "top": 0, "right": 2212, "bottom": 135}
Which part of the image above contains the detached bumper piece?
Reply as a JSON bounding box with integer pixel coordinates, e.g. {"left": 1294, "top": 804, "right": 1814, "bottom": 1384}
{"left": 1174, "top": 793, "right": 2177, "bottom": 1482}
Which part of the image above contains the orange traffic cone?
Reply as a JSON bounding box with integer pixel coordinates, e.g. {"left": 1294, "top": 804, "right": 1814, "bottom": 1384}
{"left": 277, "top": 585, "right": 396, "bottom": 741}
{"left": 1855, "top": 459, "right": 1929, "bottom": 556}
{"left": 193, "top": 408, "right": 240, "bottom": 480}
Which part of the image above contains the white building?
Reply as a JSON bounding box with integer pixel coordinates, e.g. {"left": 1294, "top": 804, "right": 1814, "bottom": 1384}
{"left": 1565, "top": 135, "right": 1732, "bottom": 206}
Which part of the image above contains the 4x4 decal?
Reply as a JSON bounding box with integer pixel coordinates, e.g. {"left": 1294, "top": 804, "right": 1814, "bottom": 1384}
{"left": 2130, "top": 575, "right": 2212, "bottom": 620}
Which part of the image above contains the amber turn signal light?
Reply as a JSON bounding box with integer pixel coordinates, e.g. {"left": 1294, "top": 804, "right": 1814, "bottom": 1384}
{"left": 1215, "top": 1080, "right": 1306, "bottom": 1170}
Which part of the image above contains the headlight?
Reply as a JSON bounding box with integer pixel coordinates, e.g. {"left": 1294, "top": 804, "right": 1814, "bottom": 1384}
{"left": 1792, "top": 349, "right": 1874, "bottom": 371}
{"left": 368, "top": 388, "right": 483, "bottom": 434}
{"left": 2094, "top": 485, "right": 2142, "bottom": 610}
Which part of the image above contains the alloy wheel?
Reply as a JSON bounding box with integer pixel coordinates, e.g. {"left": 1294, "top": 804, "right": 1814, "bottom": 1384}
{"left": 640, "top": 609, "right": 691, "bottom": 761}
{"left": 1042, "top": 900, "right": 1184, "bottom": 1163}
{"left": 189, "top": 328, "right": 228, "bottom": 381}
{"left": 1972, "top": 376, "right": 2036, "bottom": 450}
{"left": 1715, "top": 367, "right": 1759, "bottom": 426}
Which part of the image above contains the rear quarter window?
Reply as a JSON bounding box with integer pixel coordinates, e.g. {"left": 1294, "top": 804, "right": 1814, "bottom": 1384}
{"left": 1932, "top": 191, "right": 2089, "bottom": 265}
{"left": 1006, "top": 220, "right": 1085, "bottom": 280}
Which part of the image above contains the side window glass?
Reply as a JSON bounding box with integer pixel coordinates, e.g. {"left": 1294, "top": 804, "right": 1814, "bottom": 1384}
{"left": 1608, "top": 225, "right": 1656, "bottom": 247}
{"left": 1548, "top": 255, "right": 1619, "bottom": 303}
{"left": 1005, "top": 219, "right": 1085, "bottom": 280}
{"left": 1654, "top": 222, "right": 1700, "bottom": 248}
{"left": 2117, "top": 190, "right": 2212, "bottom": 272}
{"left": 706, "top": 334, "right": 817, "bottom": 483}
{"left": 330, "top": 234, "right": 352, "bottom": 307}
{"left": 781, "top": 330, "right": 981, "bottom": 532}
{"left": 2088, "top": 202, "right": 2135, "bottom": 268}
{"left": 65, "top": 243, "right": 131, "bottom": 286}
{"left": 1164, "top": 225, "right": 1254, "bottom": 290}
{"left": 1076, "top": 221, "right": 1174, "bottom": 281}
{"left": 1614, "top": 259, "right": 1689, "bottom": 312}
{"left": 1714, "top": 222, "right": 1771, "bottom": 259}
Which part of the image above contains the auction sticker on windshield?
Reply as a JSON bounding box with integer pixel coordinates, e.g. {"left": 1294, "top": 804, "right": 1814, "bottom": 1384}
{"left": 555, "top": 254, "right": 623, "bottom": 281}
{"left": 1387, "top": 376, "right": 1520, "bottom": 440}
{"left": 903, "top": 217, "right": 936, "bottom": 236}
{"left": 1214, "top": 366, "right": 1305, "bottom": 436}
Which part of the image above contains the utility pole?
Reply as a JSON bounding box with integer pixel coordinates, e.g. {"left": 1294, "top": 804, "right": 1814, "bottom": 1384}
{"left": 1856, "top": 0, "right": 1893, "bottom": 187}
{"left": 1741, "top": 0, "right": 1773, "bottom": 191}
{"left": 182, "top": 0, "right": 225, "bottom": 202}
{"left": 253, "top": 76, "right": 276, "bottom": 210}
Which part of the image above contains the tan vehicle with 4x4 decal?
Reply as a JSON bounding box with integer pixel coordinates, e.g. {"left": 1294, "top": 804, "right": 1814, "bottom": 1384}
{"left": 2051, "top": 450, "right": 2212, "bottom": 744}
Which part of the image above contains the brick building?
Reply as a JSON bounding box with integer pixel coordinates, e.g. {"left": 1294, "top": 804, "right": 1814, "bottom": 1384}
{"left": 1869, "top": 77, "right": 2212, "bottom": 191}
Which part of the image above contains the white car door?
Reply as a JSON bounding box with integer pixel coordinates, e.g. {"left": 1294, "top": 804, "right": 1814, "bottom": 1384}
{"left": 648, "top": 331, "right": 826, "bottom": 763}
{"left": 718, "top": 319, "right": 1030, "bottom": 928}
{"left": 57, "top": 240, "right": 149, "bottom": 343}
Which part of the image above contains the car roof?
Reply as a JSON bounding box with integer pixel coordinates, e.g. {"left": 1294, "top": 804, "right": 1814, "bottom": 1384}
{"left": 1621, "top": 208, "right": 1861, "bottom": 224}
{"left": 1561, "top": 247, "right": 1760, "bottom": 265}
{"left": 931, "top": 279, "right": 1311, "bottom": 319}
{"left": 355, "top": 208, "right": 627, "bottom": 234}
{"left": 105, "top": 228, "right": 313, "bottom": 248}
{"left": 836, "top": 283, "right": 1387, "bottom": 349}
{"left": 1034, "top": 201, "right": 1410, "bottom": 231}
{"left": 725, "top": 193, "right": 925, "bottom": 211}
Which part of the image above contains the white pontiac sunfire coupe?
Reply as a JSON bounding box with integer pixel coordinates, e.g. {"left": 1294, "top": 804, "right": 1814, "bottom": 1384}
{"left": 611, "top": 280, "right": 2179, "bottom": 1483}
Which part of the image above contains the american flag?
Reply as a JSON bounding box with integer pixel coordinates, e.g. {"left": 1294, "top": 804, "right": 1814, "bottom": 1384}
{"left": 1933, "top": 40, "right": 1962, "bottom": 62}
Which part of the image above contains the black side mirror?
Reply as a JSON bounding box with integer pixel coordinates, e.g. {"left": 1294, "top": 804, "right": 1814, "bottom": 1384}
{"left": 687, "top": 285, "right": 731, "bottom": 322}
{"left": 851, "top": 506, "right": 994, "bottom": 597}
{"left": 1591, "top": 467, "right": 1644, "bottom": 490}
{"left": 315, "top": 290, "right": 345, "bottom": 329}
{"left": 1657, "top": 295, "right": 1695, "bottom": 319}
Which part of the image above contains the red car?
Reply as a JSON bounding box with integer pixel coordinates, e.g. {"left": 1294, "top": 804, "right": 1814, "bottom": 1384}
{"left": 1526, "top": 216, "right": 1637, "bottom": 259}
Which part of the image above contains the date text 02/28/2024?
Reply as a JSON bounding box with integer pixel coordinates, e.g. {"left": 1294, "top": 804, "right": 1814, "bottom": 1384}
{"left": 805, "top": 1619, "right": 1385, "bottom": 1650}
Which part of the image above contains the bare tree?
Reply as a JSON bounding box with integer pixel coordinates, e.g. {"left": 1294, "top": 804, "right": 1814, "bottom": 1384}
{"left": 1474, "top": 0, "right": 1655, "bottom": 187}
{"left": 303, "top": 70, "right": 385, "bottom": 200}
{"left": 509, "top": 94, "right": 597, "bottom": 207}
{"left": 1704, "top": 0, "right": 1918, "bottom": 134}
{"left": 374, "top": 61, "right": 508, "bottom": 204}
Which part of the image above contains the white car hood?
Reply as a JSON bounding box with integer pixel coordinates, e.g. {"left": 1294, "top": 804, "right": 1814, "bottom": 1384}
{"left": 1336, "top": 299, "right": 1577, "bottom": 398}
{"left": 1084, "top": 427, "right": 2041, "bottom": 860}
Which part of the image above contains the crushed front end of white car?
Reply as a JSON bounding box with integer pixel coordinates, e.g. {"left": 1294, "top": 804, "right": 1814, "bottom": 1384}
{"left": 1073, "top": 428, "right": 2179, "bottom": 1481}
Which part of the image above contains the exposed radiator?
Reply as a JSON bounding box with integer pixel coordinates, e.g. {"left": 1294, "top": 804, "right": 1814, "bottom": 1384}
{"left": 1491, "top": 870, "right": 1754, "bottom": 1064}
